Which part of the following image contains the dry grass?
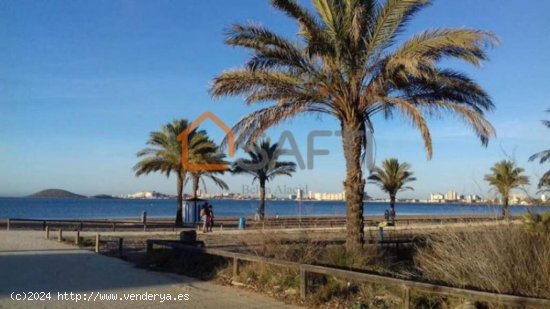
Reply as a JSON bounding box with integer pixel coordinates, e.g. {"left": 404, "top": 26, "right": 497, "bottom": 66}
{"left": 250, "top": 230, "right": 325, "bottom": 264}
{"left": 415, "top": 223, "right": 550, "bottom": 299}
{"left": 97, "top": 222, "right": 550, "bottom": 307}
{"left": 226, "top": 231, "right": 415, "bottom": 308}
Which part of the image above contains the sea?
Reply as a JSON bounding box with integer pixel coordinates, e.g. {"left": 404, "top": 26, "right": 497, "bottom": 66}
{"left": 1, "top": 198, "right": 549, "bottom": 220}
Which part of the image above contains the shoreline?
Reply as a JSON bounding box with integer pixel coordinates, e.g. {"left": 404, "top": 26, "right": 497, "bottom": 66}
{"left": 1, "top": 209, "right": 549, "bottom": 222}
{"left": 2, "top": 196, "right": 547, "bottom": 207}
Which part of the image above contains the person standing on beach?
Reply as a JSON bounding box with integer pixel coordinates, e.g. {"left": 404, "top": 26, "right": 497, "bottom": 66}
{"left": 208, "top": 204, "right": 214, "bottom": 232}
{"left": 200, "top": 205, "right": 208, "bottom": 233}
{"left": 389, "top": 208, "right": 396, "bottom": 225}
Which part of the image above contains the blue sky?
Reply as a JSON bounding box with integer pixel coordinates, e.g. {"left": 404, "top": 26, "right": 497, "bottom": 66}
{"left": 1, "top": 0, "right": 549, "bottom": 199}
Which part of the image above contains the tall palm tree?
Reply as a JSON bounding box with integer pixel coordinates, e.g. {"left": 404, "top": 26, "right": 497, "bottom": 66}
{"left": 529, "top": 109, "right": 550, "bottom": 189}
{"left": 484, "top": 160, "right": 529, "bottom": 219}
{"left": 368, "top": 158, "right": 415, "bottom": 212}
{"left": 231, "top": 139, "right": 297, "bottom": 220}
{"left": 211, "top": 0, "right": 496, "bottom": 252}
{"left": 134, "top": 119, "right": 213, "bottom": 226}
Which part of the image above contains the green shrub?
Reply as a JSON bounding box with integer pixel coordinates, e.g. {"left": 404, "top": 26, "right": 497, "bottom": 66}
{"left": 522, "top": 211, "right": 550, "bottom": 233}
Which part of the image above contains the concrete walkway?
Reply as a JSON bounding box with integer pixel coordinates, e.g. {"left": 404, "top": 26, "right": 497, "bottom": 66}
{"left": 0, "top": 231, "right": 300, "bottom": 308}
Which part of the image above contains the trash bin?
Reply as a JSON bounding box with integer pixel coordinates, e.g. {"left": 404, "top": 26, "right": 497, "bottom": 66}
{"left": 238, "top": 217, "right": 246, "bottom": 230}
{"left": 180, "top": 230, "right": 197, "bottom": 242}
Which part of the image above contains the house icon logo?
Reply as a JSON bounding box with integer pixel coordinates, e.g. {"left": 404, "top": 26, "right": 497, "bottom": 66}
{"left": 177, "top": 112, "right": 235, "bottom": 171}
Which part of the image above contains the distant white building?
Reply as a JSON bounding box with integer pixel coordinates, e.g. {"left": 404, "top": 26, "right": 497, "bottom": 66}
{"left": 311, "top": 191, "right": 345, "bottom": 201}
{"left": 126, "top": 191, "right": 158, "bottom": 199}
{"left": 429, "top": 193, "right": 445, "bottom": 202}
{"left": 464, "top": 194, "right": 481, "bottom": 203}
{"left": 510, "top": 193, "right": 527, "bottom": 205}
{"left": 445, "top": 191, "right": 458, "bottom": 201}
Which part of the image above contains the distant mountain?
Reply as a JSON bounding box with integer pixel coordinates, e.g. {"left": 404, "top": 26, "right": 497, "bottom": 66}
{"left": 27, "top": 189, "right": 86, "bottom": 199}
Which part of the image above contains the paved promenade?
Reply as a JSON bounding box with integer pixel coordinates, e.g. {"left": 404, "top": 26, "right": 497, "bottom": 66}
{"left": 0, "top": 231, "right": 300, "bottom": 308}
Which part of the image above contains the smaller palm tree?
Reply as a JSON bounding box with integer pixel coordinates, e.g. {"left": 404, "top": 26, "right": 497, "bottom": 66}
{"left": 231, "top": 139, "right": 296, "bottom": 220}
{"left": 185, "top": 139, "right": 230, "bottom": 218}
{"left": 368, "top": 158, "right": 416, "bottom": 212}
{"left": 134, "top": 119, "right": 211, "bottom": 226}
{"left": 529, "top": 109, "right": 550, "bottom": 188}
{"left": 187, "top": 147, "right": 230, "bottom": 200}
{"left": 484, "top": 160, "right": 530, "bottom": 219}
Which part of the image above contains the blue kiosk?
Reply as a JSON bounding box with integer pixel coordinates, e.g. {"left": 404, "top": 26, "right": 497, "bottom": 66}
{"left": 182, "top": 197, "right": 206, "bottom": 226}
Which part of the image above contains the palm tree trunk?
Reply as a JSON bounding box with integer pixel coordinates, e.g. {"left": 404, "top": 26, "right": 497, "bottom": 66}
{"left": 259, "top": 179, "right": 266, "bottom": 221}
{"left": 390, "top": 195, "right": 396, "bottom": 211}
{"left": 503, "top": 194, "right": 510, "bottom": 219}
{"left": 192, "top": 174, "right": 199, "bottom": 223}
{"left": 341, "top": 120, "right": 365, "bottom": 253}
{"left": 175, "top": 172, "right": 184, "bottom": 226}
{"left": 192, "top": 175, "right": 199, "bottom": 199}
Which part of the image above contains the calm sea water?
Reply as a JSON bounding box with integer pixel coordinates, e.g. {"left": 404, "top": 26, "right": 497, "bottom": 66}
{"left": 0, "top": 198, "right": 549, "bottom": 220}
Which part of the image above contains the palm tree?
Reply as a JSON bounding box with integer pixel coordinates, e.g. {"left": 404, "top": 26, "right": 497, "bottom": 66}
{"left": 186, "top": 149, "right": 230, "bottom": 200}
{"left": 231, "top": 139, "right": 297, "bottom": 220}
{"left": 211, "top": 0, "right": 496, "bottom": 252}
{"left": 368, "top": 158, "right": 416, "bottom": 212}
{"left": 134, "top": 119, "right": 213, "bottom": 226}
{"left": 484, "top": 160, "right": 529, "bottom": 219}
{"left": 182, "top": 136, "right": 230, "bottom": 220}
{"left": 529, "top": 109, "right": 550, "bottom": 189}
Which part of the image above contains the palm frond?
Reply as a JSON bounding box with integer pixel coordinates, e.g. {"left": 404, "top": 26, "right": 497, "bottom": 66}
{"left": 133, "top": 157, "right": 175, "bottom": 178}
{"left": 367, "top": 0, "right": 430, "bottom": 54}
{"left": 383, "top": 97, "right": 432, "bottom": 158}
{"left": 529, "top": 150, "right": 550, "bottom": 164}
{"left": 538, "top": 172, "right": 550, "bottom": 191}
{"left": 389, "top": 29, "right": 498, "bottom": 68}
{"left": 223, "top": 101, "right": 331, "bottom": 149}
{"left": 210, "top": 69, "right": 306, "bottom": 103}
{"left": 225, "top": 23, "right": 315, "bottom": 73}
{"left": 272, "top": 0, "right": 321, "bottom": 34}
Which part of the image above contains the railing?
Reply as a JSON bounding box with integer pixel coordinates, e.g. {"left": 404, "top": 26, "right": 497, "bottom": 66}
{"left": 219, "top": 214, "right": 511, "bottom": 229}
{"left": 41, "top": 226, "right": 124, "bottom": 256}
{"left": 4, "top": 218, "right": 160, "bottom": 231}
{"left": 146, "top": 240, "right": 550, "bottom": 309}
{"left": 3, "top": 214, "right": 514, "bottom": 233}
